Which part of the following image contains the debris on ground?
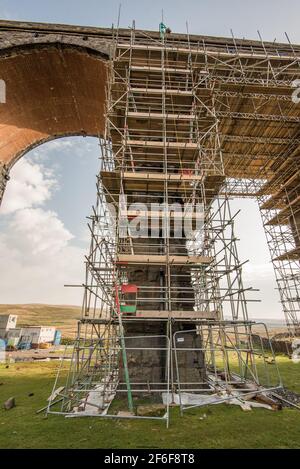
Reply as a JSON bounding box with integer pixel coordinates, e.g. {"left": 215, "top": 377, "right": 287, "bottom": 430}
{"left": 3, "top": 397, "right": 15, "bottom": 410}
{"left": 253, "top": 393, "right": 281, "bottom": 410}
{"left": 117, "top": 411, "right": 135, "bottom": 417}
{"left": 47, "top": 386, "right": 64, "bottom": 402}
{"left": 162, "top": 391, "right": 274, "bottom": 411}
{"left": 136, "top": 404, "right": 166, "bottom": 417}
{"left": 270, "top": 388, "right": 300, "bottom": 407}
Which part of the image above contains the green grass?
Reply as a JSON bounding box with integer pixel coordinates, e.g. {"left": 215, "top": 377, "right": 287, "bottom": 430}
{"left": 0, "top": 358, "right": 300, "bottom": 449}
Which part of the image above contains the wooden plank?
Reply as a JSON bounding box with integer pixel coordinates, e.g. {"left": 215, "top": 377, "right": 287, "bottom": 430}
{"left": 117, "top": 254, "right": 212, "bottom": 265}
{"left": 130, "top": 65, "right": 190, "bottom": 74}
{"left": 120, "top": 209, "right": 203, "bottom": 220}
{"left": 117, "top": 42, "right": 296, "bottom": 61}
{"left": 123, "top": 171, "right": 203, "bottom": 181}
{"left": 274, "top": 247, "right": 300, "bottom": 261}
{"left": 127, "top": 111, "right": 195, "bottom": 120}
{"left": 130, "top": 87, "right": 193, "bottom": 96}
{"left": 135, "top": 310, "right": 218, "bottom": 319}
{"left": 125, "top": 139, "right": 198, "bottom": 149}
{"left": 266, "top": 194, "right": 300, "bottom": 225}
{"left": 260, "top": 171, "right": 300, "bottom": 210}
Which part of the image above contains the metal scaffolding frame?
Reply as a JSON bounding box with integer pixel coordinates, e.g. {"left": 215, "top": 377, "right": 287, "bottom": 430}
{"left": 46, "top": 23, "right": 300, "bottom": 422}
{"left": 257, "top": 164, "right": 300, "bottom": 335}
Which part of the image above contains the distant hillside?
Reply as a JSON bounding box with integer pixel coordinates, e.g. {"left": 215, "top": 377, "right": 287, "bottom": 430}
{"left": 0, "top": 304, "right": 81, "bottom": 338}
{"left": 250, "top": 317, "right": 286, "bottom": 325}
{"left": 0, "top": 305, "right": 288, "bottom": 340}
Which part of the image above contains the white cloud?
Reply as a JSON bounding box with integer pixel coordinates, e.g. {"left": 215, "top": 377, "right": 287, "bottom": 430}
{"left": 0, "top": 158, "right": 56, "bottom": 215}
{"left": 0, "top": 147, "right": 88, "bottom": 305}
{"left": 0, "top": 238, "right": 85, "bottom": 305}
{"left": 30, "top": 137, "right": 99, "bottom": 163}
{"left": 0, "top": 207, "right": 85, "bottom": 304}
{"left": 5, "top": 208, "right": 74, "bottom": 257}
{"left": 243, "top": 262, "right": 275, "bottom": 280}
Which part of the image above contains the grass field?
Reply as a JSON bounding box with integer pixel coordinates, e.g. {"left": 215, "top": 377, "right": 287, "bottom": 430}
{"left": 0, "top": 357, "right": 300, "bottom": 449}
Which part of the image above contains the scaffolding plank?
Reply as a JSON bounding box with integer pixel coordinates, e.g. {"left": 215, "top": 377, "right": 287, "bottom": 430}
{"left": 130, "top": 65, "right": 190, "bottom": 73}
{"left": 127, "top": 111, "right": 195, "bottom": 120}
{"left": 273, "top": 247, "right": 300, "bottom": 261}
{"left": 130, "top": 87, "right": 193, "bottom": 96}
{"left": 117, "top": 42, "right": 295, "bottom": 61}
{"left": 117, "top": 254, "right": 212, "bottom": 265}
{"left": 135, "top": 310, "right": 218, "bottom": 319}
{"left": 120, "top": 209, "right": 204, "bottom": 220}
{"left": 100, "top": 170, "right": 208, "bottom": 194}
{"left": 265, "top": 194, "right": 300, "bottom": 225}
{"left": 125, "top": 140, "right": 198, "bottom": 149}
{"left": 260, "top": 170, "right": 300, "bottom": 210}
{"left": 122, "top": 171, "right": 203, "bottom": 181}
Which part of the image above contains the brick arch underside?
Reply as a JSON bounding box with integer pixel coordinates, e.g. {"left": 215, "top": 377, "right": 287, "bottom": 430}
{"left": 0, "top": 43, "right": 108, "bottom": 168}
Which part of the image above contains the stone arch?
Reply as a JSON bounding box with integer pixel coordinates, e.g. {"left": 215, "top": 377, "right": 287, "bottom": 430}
{"left": 0, "top": 40, "right": 109, "bottom": 199}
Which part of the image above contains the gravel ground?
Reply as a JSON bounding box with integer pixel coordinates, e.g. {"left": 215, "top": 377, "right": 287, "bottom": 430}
{"left": 270, "top": 388, "right": 300, "bottom": 408}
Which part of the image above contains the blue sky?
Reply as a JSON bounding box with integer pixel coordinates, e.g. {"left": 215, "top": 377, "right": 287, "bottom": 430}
{"left": 0, "top": 1, "right": 295, "bottom": 317}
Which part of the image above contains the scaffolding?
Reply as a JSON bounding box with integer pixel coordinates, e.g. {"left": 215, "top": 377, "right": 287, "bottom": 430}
{"left": 47, "top": 24, "right": 297, "bottom": 423}
{"left": 257, "top": 164, "right": 300, "bottom": 336}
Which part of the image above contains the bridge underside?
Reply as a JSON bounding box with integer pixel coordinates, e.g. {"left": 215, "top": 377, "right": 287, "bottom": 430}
{"left": 0, "top": 44, "right": 107, "bottom": 165}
